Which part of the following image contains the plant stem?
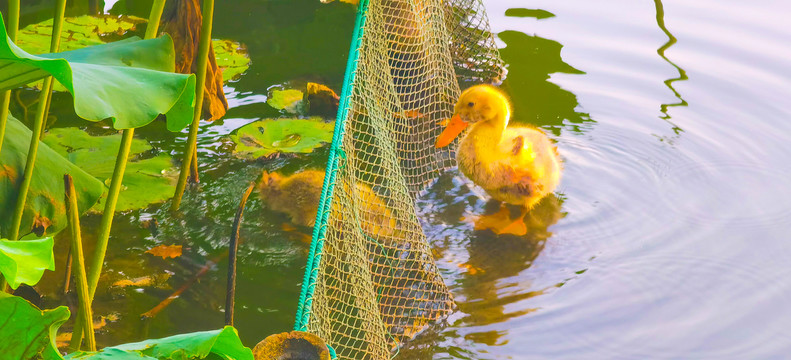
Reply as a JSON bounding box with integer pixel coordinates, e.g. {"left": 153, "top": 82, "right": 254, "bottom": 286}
{"left": 226, "top": 183, "right": 254, "bottom": 326}
{"left": 8, "top": 0, "right": 67, "bottom": 240}
{"left": 71, "top": 0, "right": 169, "bottom": 348}
{"left": 172, "top": 0, "right": 215, "bottom": 211}
{"left": 0, "top": 0, "right": 20, "bottom": 154}
{"left": 64, "top": 175, "right": 96, "bottom": 352}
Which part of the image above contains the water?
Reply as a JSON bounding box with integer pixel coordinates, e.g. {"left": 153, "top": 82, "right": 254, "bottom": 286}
{"left": 18, "top": 0, "right": 791, "bottom": 358}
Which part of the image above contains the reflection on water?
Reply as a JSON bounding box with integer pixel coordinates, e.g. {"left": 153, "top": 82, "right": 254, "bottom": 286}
{"left": 499, "top": 29, "right": 589, "bottom": 129}
{"left": 654, "top": 0, "right": 686, "bottom": 132}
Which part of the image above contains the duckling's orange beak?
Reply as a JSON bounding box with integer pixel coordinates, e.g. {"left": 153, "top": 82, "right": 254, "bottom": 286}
{"left": 435, "top": 114, "right": 468, "bottom": 148}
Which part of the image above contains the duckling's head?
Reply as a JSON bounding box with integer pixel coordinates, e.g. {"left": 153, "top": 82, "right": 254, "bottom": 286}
{"left": 436, "top": 85, "right": 511, "bottom": 148}
{"left": 258, "top": 171, "right": 283, "bottom": 199}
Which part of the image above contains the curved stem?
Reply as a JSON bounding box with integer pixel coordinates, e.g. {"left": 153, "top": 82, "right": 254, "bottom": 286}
{"left": 172, "top": 0, "right": 215, "bottom": 211}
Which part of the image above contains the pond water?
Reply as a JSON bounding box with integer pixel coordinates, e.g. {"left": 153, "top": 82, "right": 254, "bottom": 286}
{"left": 18, "top": 0, "right": 791, "bottom": 358}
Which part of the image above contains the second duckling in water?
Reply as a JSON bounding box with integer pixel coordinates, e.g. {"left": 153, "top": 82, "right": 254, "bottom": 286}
{"left": 258, "top": 170, "right": 396, "bottom": 236}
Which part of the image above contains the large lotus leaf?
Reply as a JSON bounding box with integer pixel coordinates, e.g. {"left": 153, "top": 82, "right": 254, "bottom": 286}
{"left": 0, "top": 14, "right": 195, "bottom": 131}
{"left": 213, "top": 39, "right": 251, "bottom": 82}
{"left": 0, "top": 237, "right": 55, "bottom": 290}
{"left": 17, "top": 16, "right": 248, "bottom": 86}
{"left": 230, "top": 117, "right": 334, "bottom": 159}
{"left": 0, "top": 115, "right": 104, "bottom": 239}
{"left": 66, "top": 327, "right": 254, "bottom": 360}
{"left": 42, "top": 128, "right": 177, "bottom": 212}
{"left": 0, "top": 292, "right": 70, "bottom": 360}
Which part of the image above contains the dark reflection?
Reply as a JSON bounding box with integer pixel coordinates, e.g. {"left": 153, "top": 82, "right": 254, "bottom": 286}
{"left": 654, "top": 0, "right": 687, "bottom": 133}
{"left": 498, "top": 30, "right": 590, "bottom": 130}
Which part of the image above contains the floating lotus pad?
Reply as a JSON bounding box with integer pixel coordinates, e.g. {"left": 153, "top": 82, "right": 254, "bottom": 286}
{"left": 16, "top": 15, "right": 147, "bottom": 55}
{"left": 267, "top": 89, "right": 305, "bottom": 113}
{"left": 42, "top": 128, "right": 177, "bottom": 212}
{"left": 230, "top": 117, "right": 334, "bottom": 159}
{"left": 214, "top": 39, "right": 251, "bottom": 82}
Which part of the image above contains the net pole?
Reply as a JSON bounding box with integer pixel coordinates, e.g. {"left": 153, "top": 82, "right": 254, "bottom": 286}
{"left": 294, "top": 0, "right": 370, "bottom": 331}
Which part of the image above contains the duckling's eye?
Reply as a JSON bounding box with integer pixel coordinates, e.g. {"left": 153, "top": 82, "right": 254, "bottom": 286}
{"left": 467, "top": 102, "right": 474, "bottom": 107}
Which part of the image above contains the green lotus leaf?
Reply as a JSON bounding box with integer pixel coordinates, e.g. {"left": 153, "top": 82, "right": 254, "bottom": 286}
{"left": 0, "top": 13, "right": 196, "bottom": 131}
{"left": 230, "top": 117, "right": 334, "bottom": 159}
{"left": 65, "top": 327, "right": 253, "bottom": 360}
{"left": 214, "top": 39, "right": 251, "bottom": 82}
{"left": 267, "top": 89, "right": 304, "bottom": 113}
{"left": 0, "top": 237, "right": 55, "bottom": 289}
{"left": 17, "top": 16, "right": 249, "bottom": 86}
{"left": 42, "top": 128, "right": 177, "bottom": 212}
{"left": 0, "top": 292, "right": 70, "bottom": 360}
{"left": 0, "top": 115, "right": 104, "bottom": 239}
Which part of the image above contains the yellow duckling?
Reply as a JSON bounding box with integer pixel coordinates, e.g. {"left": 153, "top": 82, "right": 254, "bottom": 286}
{"left": 435, "top": 85, "right": 561, "bottom": 235}
{"left": 258, "top": 170, "right": 396, "bottom": 238}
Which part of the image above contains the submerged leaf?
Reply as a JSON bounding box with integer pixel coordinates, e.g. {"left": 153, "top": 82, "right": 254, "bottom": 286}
{"left": 0, "top": 13, "right": 196, "bottom": 131}
{"left": 42, "top": 128, "right": 177, "bottom": 212}
{"left": 0, "top": 115, "right": 104, "bottom": 238}
{"left": 66, "top": 327, "right": 253, "bottom": 360}
{"left": 267, "top": 89, "right": 304, "bottom": 113}
{"left": 230, "top": 117, "right": 334, "bottom": 159}
{"left": 145, "top": 244, "right": 183, "bottom": 259}
{"left": 0, "top": 237, "right": 55, "bottom": 289}
{"left": 0, "top": 292, "right": 70, "bottom": 360}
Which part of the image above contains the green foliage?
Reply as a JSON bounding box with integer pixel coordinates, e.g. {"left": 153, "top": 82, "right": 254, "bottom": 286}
{"left": 0, "top": 237, "right": 55, "bottom": 289}
{"left": 267, "top": 89, "right": 304, "bottom": 113}
{"left": 42, "top": 128, "right": 177, "bottom": 212}
{"left": 230, "top": 117, "right": 334, "bottom": 159}
{"left": 65, "top": 327, "right": 254, "bottom": 360}
{"left": 16, "top": 15, "right": 147, "bottom": 56}
{"left": 17, "top": 16, "right": 249, "bottom": 86}
{"left": 0, "top": 292, "right": 70, "bottom": 360}
{"left": 0, "top": 14, "right": 196, "bottom": 131}
{"left": 214, "top": 39, "right": 251, "bottom": 82}
{"left": 0, "top": 115, "right": 104, "bottom": 238}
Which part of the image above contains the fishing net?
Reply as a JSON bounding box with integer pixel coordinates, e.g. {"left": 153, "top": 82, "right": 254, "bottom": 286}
{"left": 294, "top": 0, "right": 503, "bottom": 358}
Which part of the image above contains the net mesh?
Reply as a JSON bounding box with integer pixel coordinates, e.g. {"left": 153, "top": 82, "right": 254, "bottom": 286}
{"left": 297, "top": 0, "right": 503, "bottom": 358}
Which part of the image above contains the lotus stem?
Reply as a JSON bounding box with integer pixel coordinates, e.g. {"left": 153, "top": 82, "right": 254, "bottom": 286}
{"left": 71, "top": 0, "right": 169, "bottom": 348}
{"left": 226, "top": 183, "right": 254, "bottom": 326}
{"left": 0, "top": 0, "right": 20, "bottom": 154}
{"left": 8, "top": 0, "right": 67, "bottom": 241}
{"left": 172, "top": 0, "right": 215, "bottom": 211}
{"left": 64, "top": 175, "right": 96, "bottom": 352}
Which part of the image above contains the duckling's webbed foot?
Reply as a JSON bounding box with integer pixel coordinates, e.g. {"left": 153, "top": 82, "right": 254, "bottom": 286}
{"left": 473, "top": 204, "right": 529, "bottom": 236}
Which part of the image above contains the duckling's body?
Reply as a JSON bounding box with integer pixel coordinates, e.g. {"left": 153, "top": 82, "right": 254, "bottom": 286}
{"left": 259, "top": 170, "right": 324, "bottom": 227}
{"left": 436, "top": 85, "right": 561, "bottom": 234}
{"left": 258, "top": 170, "right": 396, "bottom": 237}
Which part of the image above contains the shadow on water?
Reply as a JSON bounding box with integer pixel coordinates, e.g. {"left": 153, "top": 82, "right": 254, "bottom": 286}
{"left": 654, "top": 0, "right": 687, "bottom": 133}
